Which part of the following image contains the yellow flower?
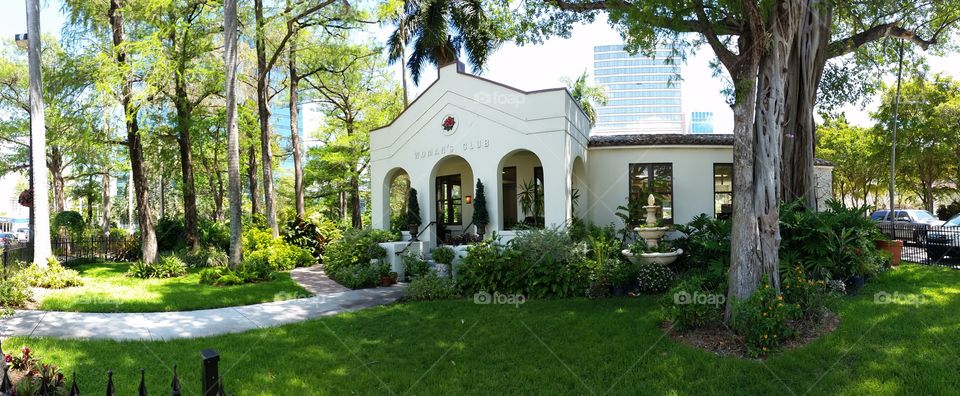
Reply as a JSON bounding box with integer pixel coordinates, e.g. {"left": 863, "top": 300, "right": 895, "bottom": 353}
{"left": 762, "top": 312, "right": 767, "bottom": 317}
{"left": 777, "top": 296, "right": 783, "bottom": 301}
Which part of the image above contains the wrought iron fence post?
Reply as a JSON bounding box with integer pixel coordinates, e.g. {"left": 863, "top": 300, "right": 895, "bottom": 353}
{"left": 201, "top": 349, "right": 220, "bottom": 396}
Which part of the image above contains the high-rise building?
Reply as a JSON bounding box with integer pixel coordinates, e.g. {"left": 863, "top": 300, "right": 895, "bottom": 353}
{"left": 690, "top": 111, "right": 714, "bottom": 134}
{"left": 592, "top": 44, "right": 683, "bottom": 134}
{"left": 271, "top": 103, "right": 305, "bottom": 171}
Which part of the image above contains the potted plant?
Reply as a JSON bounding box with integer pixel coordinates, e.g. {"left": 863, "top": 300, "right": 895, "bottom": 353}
{"left": 377, "top": 262, "right": 392, "bottom": 287}
{"left": 389, "top": 271, "right": 399, "bottom": 284}
{"left": 402, "top": 251, "right": 429, "bottom": 281}
{"left": 472, "top": 179, "right": 489, "bottom": 238}
{"left": 406, "top": 188, "right": 422, "bottom": 241}
{"left": 875, "top": 237, "right": 903, "bottom": 267}
{"left": 610, "top": 258, "right": 635, "bottom": 296}
{"left": 431, "top": 246, "right": 456, "bottom": 278}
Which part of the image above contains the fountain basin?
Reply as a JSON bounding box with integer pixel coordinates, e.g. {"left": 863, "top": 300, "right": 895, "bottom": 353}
{"left": 622, "top": 248, "right": 683, "bottom": 266}
{"left": 634, "top": 226, "right": 671, "bottom": 247}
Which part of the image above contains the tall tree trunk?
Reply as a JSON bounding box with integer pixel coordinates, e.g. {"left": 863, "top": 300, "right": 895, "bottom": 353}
{"left": 289, "top": 22, "right": 305, "bottom": 219}
{"left": 26, "top": 0, "right": 51, "bottom": 266}
{"left": 727, "top": 88, "right": 761, "bottom": 317}
{"left": 350, "top": 175, "right": 361, "bottom": 228}
{"left": 247, "top": 144, "right": 260, "bottom": 216}
{"left": 254, "top": 0, "right": 279, "bottom": 237}
{"left": 225, "top": 0, "right": 243, "bottom": 267}
{"left": 110, "top": 0, "right": 157, "bottom": 264}
{"left": 159, "top": 169, "right": 165, "bottom": 219}
{"left": 174, "top": 96, "right": 200, "bottom": 251}
{"left": 782, "top": 0, "right": 831, "bottom": 207}
{"left": 48, "top": 148, "right": 65, "bottom": 213}
{"left": 101, "top": 169, "right": 112, "bottom": 235}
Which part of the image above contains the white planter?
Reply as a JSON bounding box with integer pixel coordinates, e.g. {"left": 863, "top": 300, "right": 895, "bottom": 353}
{"left": 434, "top": 263, "right": 450, "bottom": 278}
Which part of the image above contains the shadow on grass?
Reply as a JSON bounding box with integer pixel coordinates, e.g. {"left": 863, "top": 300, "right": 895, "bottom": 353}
{"left": 8, "top": 265, "right": 960, "bottom": 395}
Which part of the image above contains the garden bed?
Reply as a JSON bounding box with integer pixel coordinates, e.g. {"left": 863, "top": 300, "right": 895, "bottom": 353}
{"left": 4, "top": 265, "right": 957, "bottom": 394}
{"left": 32, "top": 261, "right": 310, "bottom": 313}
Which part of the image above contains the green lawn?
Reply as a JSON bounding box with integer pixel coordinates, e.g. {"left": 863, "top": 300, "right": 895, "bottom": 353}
{"left": 36, "top": 262, "right": 310, "bottom": 312}
{"left": 7, "top": 264, "right": 960, "bottom": 395}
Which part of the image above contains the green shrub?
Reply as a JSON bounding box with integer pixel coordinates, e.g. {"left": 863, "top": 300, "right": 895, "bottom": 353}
{"left": 407, "top": 273, "right": 458, "bottom": 301}
{"left": 198, "top": 220, "right": 230, "bottom": 251}
{"left": 108, "top": 227, "right": 129, "bottom": 239}
{"left": 328, "top": 263, "right": 381, "bottom": 289}
{"left": 636, "top": 262, "right": 674, "bottom": 294}
{"left": 0, "top": 274, "right": 31, "bottom": 308}
{"left": 732, "top": 278, "right": 798, "bottom": 357}
{"left": 663, "top": 276, "right": 723, "bottom": 331}
{"left": 53, "top": 211, "right": 85, "bottom": 239}
{"left": 179, "top": 247, "right": 229, "bottom": 268}
{"left": 456, "top": 230, "right": 590, "bottom": 299}
{"left": 199, "top": 256, "right": 275, "bottom": 286}
{"left": 673, "top": 214, "right": 731, "bottom": 289}
{"left": 431, "top": 246, "right": 456, "bottom": 265}
{"left": 402, "top": 252, "right": 430, "bottom": 279}
{"left": 780, "top": 264, "right": 827, "bottom": 317}
{"left": 267, "top": 243, "right": 315, "bottom": 271}
{"left": 243, "top": 227, "right": 276, "bottom": 253}
{"left": 282, "top": 216, "right": 341, "bottom": 262}
{"left": 128, "top": 255, "right": 187, "bottom": 279}
{"left": 15, "top": 258, "right": 83, "bottom": 289}
{"left": 155, "top": 217, "right": 187, "bottom": 252}
{"left": 323, "top": 228, "right": 398, "bottom": 288}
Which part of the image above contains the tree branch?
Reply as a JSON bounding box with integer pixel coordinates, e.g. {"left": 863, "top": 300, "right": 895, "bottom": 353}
{"left": 827, "top": 22, "right": 951, "bottom": 58}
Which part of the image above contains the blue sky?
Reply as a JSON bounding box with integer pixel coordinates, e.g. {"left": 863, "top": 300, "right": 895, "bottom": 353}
{"left": 4, "top": 0, "right": 959, "bottom": 134}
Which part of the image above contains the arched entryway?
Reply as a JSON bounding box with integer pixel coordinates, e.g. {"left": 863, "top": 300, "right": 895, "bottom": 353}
{"left": 497, "top": 149, "right": 544, "bottom": 230}
{"left": 429, "top": 155, "right": 475, "bottom": 243}
{"left": 380, "top": 167, "right": 411, "bottom": 231}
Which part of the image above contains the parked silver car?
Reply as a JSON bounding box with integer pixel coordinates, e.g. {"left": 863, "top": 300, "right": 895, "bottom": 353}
{"left": 871, "top": 209, "right": 944, "bottom": 242}
{"left": 927, "top": 214, "right": 960, "bottom": 260}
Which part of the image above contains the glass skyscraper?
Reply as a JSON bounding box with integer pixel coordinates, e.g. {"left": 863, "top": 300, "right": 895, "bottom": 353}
{"left": 593, "top": 44, "right": 683, "bottom": 134}
{"left": 271, "top": 103, "right": 305, "bottom": 171}
{"left": 690, "top": 111, "right": 714, "bottom": 133}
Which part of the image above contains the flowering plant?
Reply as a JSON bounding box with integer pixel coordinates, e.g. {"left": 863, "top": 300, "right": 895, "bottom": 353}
{"left": 441, "top": 116, "right": 456, "bottom": 131}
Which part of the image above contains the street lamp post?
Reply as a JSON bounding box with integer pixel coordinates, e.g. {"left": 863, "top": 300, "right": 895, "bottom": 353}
{"left": 24, "top": 0, "right": 52, "bottom": 266}
{"left": 887, "top": 40, "right": 904, "bottom": 239}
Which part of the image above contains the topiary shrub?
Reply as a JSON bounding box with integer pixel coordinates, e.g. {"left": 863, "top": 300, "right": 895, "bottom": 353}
{"left": 472, "top": 179, "right": 489, "bottom": 233}
{"left": 407, "top": 272, "right": 458, "bottom": 301}
{"left": 406, "top": 189, "right": 422, "bottom": 227}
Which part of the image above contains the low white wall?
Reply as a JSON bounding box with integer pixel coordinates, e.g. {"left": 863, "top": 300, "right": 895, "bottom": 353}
{"left": 379, "top": 241, "right": 427, "bottom": 279}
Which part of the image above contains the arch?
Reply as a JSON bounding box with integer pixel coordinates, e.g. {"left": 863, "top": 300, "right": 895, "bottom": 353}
{"left": 497, "top": 149, "right": 545, "bottom": 230}
{"left": 428, "top": 155, "right": 475, "bottom": 243}
{"left": 380, "top": 167, "right": 411, "bottom": 231}
{"left": 572, "top": 156, "right": 588, "bottom": 221}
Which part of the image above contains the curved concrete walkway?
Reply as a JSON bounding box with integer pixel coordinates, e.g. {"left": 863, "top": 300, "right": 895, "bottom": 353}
{"left": 0, "top": 266, "right": 405, "bottom": 341}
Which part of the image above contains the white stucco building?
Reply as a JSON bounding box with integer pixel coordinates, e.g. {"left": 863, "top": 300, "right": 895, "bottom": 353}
{"left": 370, "top": 62, "right": 833, "bottom": 247}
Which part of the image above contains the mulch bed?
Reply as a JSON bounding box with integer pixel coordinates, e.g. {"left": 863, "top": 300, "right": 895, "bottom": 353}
{"left": 663, "top": 309, "right": 840, "bottom": 359}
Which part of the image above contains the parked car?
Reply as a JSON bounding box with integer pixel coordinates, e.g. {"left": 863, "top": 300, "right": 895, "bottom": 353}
{"left": 14, "top": 227, "right": 29, "bottom": 242}
{"left": 0, "top": 232, "right": 18, "bottom": 247}
{"left": 871, "top": 209, "right": 944, "bottom": 242}
{"left": 927, "top": 214, "right": 960, "bottom": 260}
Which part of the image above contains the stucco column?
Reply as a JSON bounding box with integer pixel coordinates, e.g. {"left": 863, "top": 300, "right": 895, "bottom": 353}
{"left": 543, "top": 163, "right": 570, "bottom": 229}
{"left": 474, "top": 165, "right": 502, "bottom": 233}
{"left": 371, "top": 167, "right": 387, "bottom": 229}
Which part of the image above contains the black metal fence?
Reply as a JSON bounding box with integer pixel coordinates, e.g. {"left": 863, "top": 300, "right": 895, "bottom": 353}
{"left": 0, "top": 342, "right": 228, "bottom": 396}
{"left": 52, "top": 236, "right": 139, "bottom": 263}
{"left": 877, "top": 223, "right": 960, "bottom": 268}
{"left": 1, "top": 242, "right": 33, "bottom": 270}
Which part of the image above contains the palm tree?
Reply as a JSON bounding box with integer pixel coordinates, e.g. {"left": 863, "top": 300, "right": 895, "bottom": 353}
{"left": 562, "top": 70, "right": 608, "bottom": 126}
{"left": 387, "top": 0, "right": 498, "bottom": 84}
{"left": 224, "top": 0, "right": 242, "bottom": 267}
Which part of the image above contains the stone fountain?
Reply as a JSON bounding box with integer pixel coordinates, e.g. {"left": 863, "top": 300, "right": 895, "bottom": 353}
{"left": 622, "top": 194, "right": 684, "bottom": 265}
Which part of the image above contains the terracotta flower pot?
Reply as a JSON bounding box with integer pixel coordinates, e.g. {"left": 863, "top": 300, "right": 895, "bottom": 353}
{"left": 380, "top": 276, "right": 392, "bottom": 287}
{"left": 876, "top": 239, "right": 903, "bottom": 267}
